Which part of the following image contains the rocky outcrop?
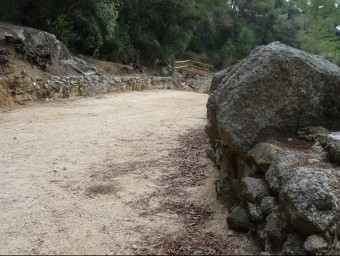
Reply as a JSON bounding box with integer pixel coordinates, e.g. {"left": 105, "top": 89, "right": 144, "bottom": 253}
{"left": 207, "top": 41, "right": 340, "bottom": 152}
{"left": 207, "top": 42, "right": 340, "bottom": 255}
{"left": 0, "top": 22, "right": 96, "bottom": 74}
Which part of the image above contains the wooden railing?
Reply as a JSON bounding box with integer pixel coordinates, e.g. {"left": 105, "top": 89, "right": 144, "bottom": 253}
{"left": 174, "top": 60, "right": 214, "bottom": 73}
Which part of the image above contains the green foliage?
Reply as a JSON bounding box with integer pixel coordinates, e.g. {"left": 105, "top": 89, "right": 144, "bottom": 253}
{"left": 116, "top": 0, "right": 201, "bottom": 64}
{"left": 237, "top": 27, "right": 256, "bottom": 57}
{"left": 47, "top": 14, "right": 77, "bottom": 48}
{"left": 0, "top": 0, "right": 119, "bottom": 58}
{"left": 0, "top": 0, "right": 339, "bottom": 67}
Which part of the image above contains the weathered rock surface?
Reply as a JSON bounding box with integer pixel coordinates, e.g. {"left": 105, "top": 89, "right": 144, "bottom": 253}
{"left": 263, "top": 209, "right": 289, "bottom": 242}
{"left": 326, "top": 140, "right": 340, "bottom": 164}
{"left": 241, "top": 177, "right": 271, "bottom": 204}
{"left": 0, "top": 22, "right": 100, "bottom": 75}
{"left": 247, "top": 143, "right": 283, "bottom": 172}
{"left": 280, "top": 167, "right": 334, "bottom": 234}
{"left": 227, "top": 206, "right": 251, "bottom": 231}
{"left": 265, "top": 150, "right": 306, "bottom": 193}
{"left": 260, "top": 196, "right": 276, "bottom": 216}
{"left": 304, "top": 235, "right": 328, "bottom": 254}
{"left": 206, "top": 42, "right": 340, "bottom": 255}
{"left": 207, "top": 41, "right": 340, "bottom": 152}
{"left": 0, "top": 22, "right": 71, "bottom": 68}
{"left": 282, "top": 233, "right": 307, "bottom": 255}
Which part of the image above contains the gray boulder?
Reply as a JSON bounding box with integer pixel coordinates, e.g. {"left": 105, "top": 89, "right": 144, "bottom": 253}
{"left": 0, "top": 22, "right": 71, "bottom": 61}
{"left": 247, "top": 202, "right": 264, "bottom": 223}
{"left": 265, "top": 150, "right": 306, "bottom": 193}
{"left": 304, "top": 235, "right": 328, "bottom": 254}
{"left": 0, "top": 22, "right": 96, "bottom": 75}
{"left": 280, "top": 167, "right": 334, "bottom": 234}
{"left": 326, "top": 139, "right": 340, "bottom": 165}
{"left": 241, "top": 177, "right": 271, "bottom": 204}
{"left": 260, "top": 196, "right": 277, "bottom": 216}
{"left": 227, "top": 206, "right": 251, "bottom": 231}
{"left": 209, "top": 67, "right": 231, "bottom": 94}
{"left": 282, "top": 232, "right": 308, "bottom": 255}
{"left": 207, "top": 41, "right": 340, "bottom": 152}
{"left": 247, "top": 143, "right": 283, "bottom": 172}
{"left": 297, "top": 126, "right": 329, "bottom": 142}
{"left": 264, "top": 209, "right": 289, "bottom": 241}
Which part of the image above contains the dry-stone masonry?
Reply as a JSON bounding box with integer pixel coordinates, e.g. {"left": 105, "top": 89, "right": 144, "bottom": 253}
{"left": 207, "top": 42, "right": 340, "bottom": 255}
{"left": 0, "top": 75, "right": 176, "bottom": 104}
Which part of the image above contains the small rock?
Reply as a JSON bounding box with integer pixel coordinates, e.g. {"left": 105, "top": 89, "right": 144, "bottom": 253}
{"left": 298, "top": 126, "right": 329, "bottom": 141}
{"left": 258, "top": 252, "right": 270, "bottom": 256}
{"left": 247, "top": 143, "right": 283, "bottom": 172}
{"left": 282, "top": 232, "right": 308, "bottom": 255}
{"left": 131, "top": 244, "right": 138, "bottom": 250}
{"left": 260, "top": 196, "right": 276, "bottom": 216}
{"left": 33, "top": 82, "right": 40, "bottom": 90}
{"left": 329, "top": 132, "right": 340, "bottom": 141}
{"left": 247, "top": 202, "right": 264, "bottom": 223}
{"left": 243, "top": 243, "right": 261, "bottom": 254}
{"left": 227, "top": 206, "right": 251, "bottom": 231}
{"left": 327, "top": 141, "right": 340, "bottom": 165}
{"left": 264, "top": 210, "right": 288, "bottom": 241}
{"left": 241, "top": 177, "right": 271, "bottom": 204}
{"left": 307, "top": 158, "right": 319, "bottom": 164}
{"left": 228, "top": 230, "right": 234, "bottom": 237}
{"left": 304, "top": 235, "right": 328, "bottom": 254}
{"left": 311, "top": 142, "right": 326, "bottom": 156}
{"left": 35, "top": 76, "right": 42, "bottom": 81}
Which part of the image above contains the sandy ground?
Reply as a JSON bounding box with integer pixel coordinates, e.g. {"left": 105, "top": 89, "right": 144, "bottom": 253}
{"left": 0, "top": 90, "right": 251, "bottom": 255}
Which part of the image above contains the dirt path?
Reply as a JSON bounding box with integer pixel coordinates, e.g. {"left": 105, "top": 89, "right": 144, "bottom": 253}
{"left": 0, "top": 90, "right": 251, "bottom": 255}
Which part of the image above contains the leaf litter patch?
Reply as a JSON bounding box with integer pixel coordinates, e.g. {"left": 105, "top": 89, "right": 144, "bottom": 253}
{"left": 85, "top": 182, "right": 120, "bottom": 197}
{"left": 129, "top": 128, "right": 251, "bottom": 255}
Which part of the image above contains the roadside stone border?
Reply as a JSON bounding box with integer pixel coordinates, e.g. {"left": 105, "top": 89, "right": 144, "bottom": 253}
{"left": 207, "top": 128, "right": 340, "bottom": 255}
{"left": 0, "top": 74, "right": 212, "bottom": 105}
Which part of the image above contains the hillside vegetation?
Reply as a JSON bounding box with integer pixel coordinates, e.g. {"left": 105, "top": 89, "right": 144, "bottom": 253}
{"left": 0, "top": 0, "right": 339, "bottom": 69}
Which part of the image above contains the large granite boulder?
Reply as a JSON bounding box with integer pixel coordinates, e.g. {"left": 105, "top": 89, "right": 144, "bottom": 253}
{"left": 206, "top": 41, "right": 340, "bottom": 152}
{"left": 206, "top": 42, "right": 340, "bottom": 255}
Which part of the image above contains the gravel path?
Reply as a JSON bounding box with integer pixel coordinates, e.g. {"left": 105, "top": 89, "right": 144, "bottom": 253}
{"left": 0, "top": 90, "right": 250, "bottom": 254}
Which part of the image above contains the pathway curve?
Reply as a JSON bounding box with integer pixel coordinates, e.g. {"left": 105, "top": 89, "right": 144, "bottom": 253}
{"left": 0, "top": 90, "right": 250, "bottom": 254}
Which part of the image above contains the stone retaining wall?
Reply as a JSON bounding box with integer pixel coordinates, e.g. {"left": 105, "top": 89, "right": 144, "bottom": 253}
{"left": 0, "top": 74, "right": 211, "bottom": 106}
{"left": 207, "top": 128, "right": 340, "bottom": 255}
